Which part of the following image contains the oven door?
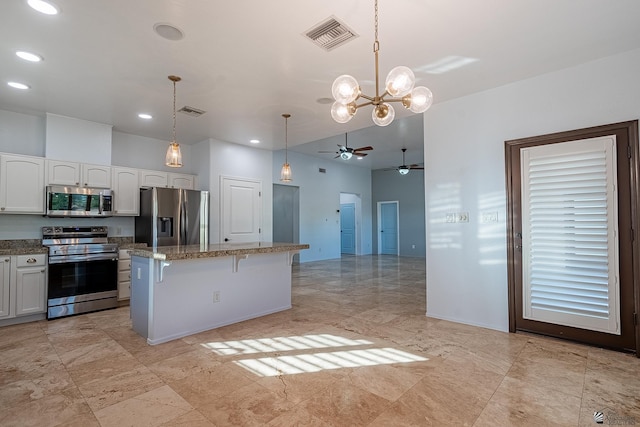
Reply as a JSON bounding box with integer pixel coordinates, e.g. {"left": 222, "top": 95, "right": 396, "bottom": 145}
{"left": 47, "top": 256, "right": 118, "bottom": 301}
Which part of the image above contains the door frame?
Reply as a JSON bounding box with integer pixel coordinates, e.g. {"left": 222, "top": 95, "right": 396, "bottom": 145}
{"left": 377, "top": 201, "right": 399, "bottom": 256}
{"left": 505, "top": 120, "right": 640, "bottom": 355}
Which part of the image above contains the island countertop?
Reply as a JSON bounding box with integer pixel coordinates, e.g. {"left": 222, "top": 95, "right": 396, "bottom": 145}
{"left": 128, "top": 242, "right": 309, "bottom": 261}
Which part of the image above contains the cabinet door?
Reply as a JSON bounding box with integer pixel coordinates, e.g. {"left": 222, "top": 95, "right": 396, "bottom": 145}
{"left": 15, "top": 266, "right": 46, "bottom": 316}
{"left": 82, "top": 164, "right": 111, "bottom": 188}
{"left": 112, "top": 167, "right": 140, "bottom": 215}
{"left": 169, "top": 173, "right": 195, "bottom": 190}
{"left": 0, "top": 257, "right": 10, "bottom": 319}
{"left": 46, "top": 159, "right": 81, "bottom": 186}
{"left": 139, "top": 170, "right": 168, "bottom": 188}
{"left": 0, "top": 155, "right": 45, "bottom": 214}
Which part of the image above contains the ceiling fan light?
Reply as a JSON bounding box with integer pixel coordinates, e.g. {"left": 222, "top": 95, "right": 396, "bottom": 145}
{"left": 165, "top": 142, "right": 182, "bottom": 167}
{"left": 398, "top": 166, "right": 410, "bottom": 175}
{"left": 385, "top": 66, "right": 415, "bottom": 97}
{"left": 372, "top": 103, "right": 394, "bottom": 126}
{"left": 331, "top": 75, "right": 360, "bottom": 103}
{"left": 331, "top": 101, "right": 356, "bottom": 123}
{"left": 340, "top": 151, "right": 353, "bottom": 160}
{"left": 404, "top": 86, "right": 433, "bottom": 113}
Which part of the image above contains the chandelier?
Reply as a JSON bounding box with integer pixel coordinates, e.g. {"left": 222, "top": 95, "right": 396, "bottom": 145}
{"left": 330, "top": 0, "right": 433, "bottom": 127}
{"left": 165, "top": 75, "right": 183, "bottom": 167}
{"left": 280, "top": 113, "right": 292, "bottom": 182}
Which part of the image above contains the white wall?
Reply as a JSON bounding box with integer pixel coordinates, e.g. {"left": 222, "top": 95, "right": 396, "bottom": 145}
{"left": 273, "top": 150, "right": 373, "bottom": 262}
{"left": 0, "top": 110, "right": 45, "bottom": 157}
{"left": 45, "top": 114, "right": 112, "bottom": 165}
{"left": 424, "top": 48, "right": 640, "bottom": 332}
{"left": 111, "top": 131, "right": 195, "bottom": 174}
{"left": 204, "top": 138, "right": 273, "bottom": 244}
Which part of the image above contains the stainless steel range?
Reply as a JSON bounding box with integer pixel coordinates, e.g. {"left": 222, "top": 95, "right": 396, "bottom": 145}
{"left": 42, "top": 226, "right": 118, "bottom": 319}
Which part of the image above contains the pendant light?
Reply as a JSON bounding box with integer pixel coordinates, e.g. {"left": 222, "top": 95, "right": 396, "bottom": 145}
{"left": 165, "top": 75, "right": 183, "bottom": 168}
{"left": 330, "top": 0, "right": 433, "bottom": 126}
{"left": 280, "top": 113, "right": 292, "bottom": 182}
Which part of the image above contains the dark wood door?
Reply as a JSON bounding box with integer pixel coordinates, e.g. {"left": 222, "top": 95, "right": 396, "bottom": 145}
{"left": 505, "top": 121, "right": 639, "bottom": 355}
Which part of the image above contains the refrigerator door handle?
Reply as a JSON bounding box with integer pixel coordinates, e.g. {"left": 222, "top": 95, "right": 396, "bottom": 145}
{"left": 181, "top": 191, "right": 188, "bottom": 244}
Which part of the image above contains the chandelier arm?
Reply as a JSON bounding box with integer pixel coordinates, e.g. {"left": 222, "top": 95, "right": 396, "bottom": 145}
{"left": 381, "top": 97, "right": 404, "bottom": 103}
{"left": 355, "top": 100, "right": 375, "bottom": 109}
{"left": 359, "top": 94, "right": 376, "bottom": 102}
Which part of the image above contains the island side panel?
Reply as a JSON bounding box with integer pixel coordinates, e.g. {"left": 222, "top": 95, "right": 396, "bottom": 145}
{"left": 130, "top": 256, "right": 154, "bottom": 339}
{"left": 147, "top": 251, "right": 292, "bottom": 345}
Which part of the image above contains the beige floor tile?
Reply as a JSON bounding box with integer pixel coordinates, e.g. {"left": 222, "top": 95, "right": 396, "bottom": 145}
{"left": 0, "top": 387, "right": 93, "bottom": 427}
{"left": 93, "top": 384, "right": 192, "bottom": 427}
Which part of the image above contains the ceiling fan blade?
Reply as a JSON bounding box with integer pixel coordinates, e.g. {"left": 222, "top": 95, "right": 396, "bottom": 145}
{"left": 353, "top": 146, "right": 373, "bottom": 151}
{"left": 318, "top": 151, "right": 336, "bottom": 153}
{"left": 408, "top": 164, "right": 423, "bottom": 168}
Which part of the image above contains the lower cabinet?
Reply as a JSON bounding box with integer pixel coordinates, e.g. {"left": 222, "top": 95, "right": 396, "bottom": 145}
{"left": 118, "top": 249, "right": 131, "bottom": 300}
{"left": 0, "top": 254, "right": 47, "bottom": 320}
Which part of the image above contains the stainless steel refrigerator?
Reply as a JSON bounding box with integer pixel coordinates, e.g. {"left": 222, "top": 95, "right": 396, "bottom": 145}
{"left": 135, "top": 187, "right": 209, "bottom": 247}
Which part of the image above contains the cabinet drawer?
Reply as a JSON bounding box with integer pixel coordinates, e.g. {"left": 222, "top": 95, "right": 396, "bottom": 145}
{"left": 118, "top": 249, "right": 131, "bottom": 260}
{"left": 15, "top": 254, "right": 46, "bottom": 268}
{"left": 118, "top": 260, "right": 131, "bottom": 271}
{"left": 118, "top": 270, "right": 131, "bottom": 283}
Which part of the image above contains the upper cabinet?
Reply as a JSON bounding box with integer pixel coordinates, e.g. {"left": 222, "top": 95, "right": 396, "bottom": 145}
{"left": 0, "top": 154, "right": 45, "bottom": 214}
{"left": 139, "top": 170, "right": 168, "bottom": 188}
{"left": 46, "top": 160, "right": 111, "bottom": 188}
{"left": 139, "top": 170, "right": 195, "bottom": 190}
{"left": 169, "top": 173, "right": 195, "bottom": 190}
{"left": 112, "top": 167, "right": 139, "bottom": 216}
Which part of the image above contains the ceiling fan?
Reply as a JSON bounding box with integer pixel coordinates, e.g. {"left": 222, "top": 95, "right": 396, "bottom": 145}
{"left": 386, "top": 148, "right": 424, "bottom": 175}
{"left": 319, "top": 133, "right": 373, "bottom": 160}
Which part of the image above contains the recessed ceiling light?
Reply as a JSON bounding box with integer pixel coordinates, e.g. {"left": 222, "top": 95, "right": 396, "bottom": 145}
{"left": 250, "top": 139, "right": 260, "bottom": 144}
{"left": 138, "top": 113, "right": 153, "bottom": 120}
{"left": 153, "top": 23, "right": 184, "bottom": 41}
{"left": 8, "top": 81, "right": 30, "bottom": 90}
{"left": 27, "top": 0, "right": 60, "bottom": 15}
{"left": 16, "top": 51, "right": 43, "bottom": 62}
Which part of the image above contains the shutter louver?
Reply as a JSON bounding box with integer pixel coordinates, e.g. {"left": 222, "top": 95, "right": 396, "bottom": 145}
{"left": 521, "top": 136, "right": 620, "bottom": 335}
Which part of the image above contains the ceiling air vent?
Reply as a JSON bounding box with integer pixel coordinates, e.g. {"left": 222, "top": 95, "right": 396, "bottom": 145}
{"left": 178, "top": 106, "right": 206, "bottom": 117}
{"left": 305, "top": 17, "right": 358, "bottom": 52}
{"left": 319, "top": 168, "right": 327, "bottom": 174}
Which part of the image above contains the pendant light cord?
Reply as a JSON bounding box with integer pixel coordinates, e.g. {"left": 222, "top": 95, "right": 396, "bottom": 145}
{"left": 172, "top": 79, "right": 177, "bottom": 143}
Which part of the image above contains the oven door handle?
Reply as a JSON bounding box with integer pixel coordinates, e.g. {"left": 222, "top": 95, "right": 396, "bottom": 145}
{"left": 48, "top": 253, "right": 118, "bottom": 264}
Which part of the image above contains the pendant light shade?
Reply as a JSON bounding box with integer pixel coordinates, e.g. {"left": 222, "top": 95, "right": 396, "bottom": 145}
{"left": 165, "top": 75, "right": 183, "bottom": 168}
{"left": 280, "top": 114, "right": 292, "bottom": 182}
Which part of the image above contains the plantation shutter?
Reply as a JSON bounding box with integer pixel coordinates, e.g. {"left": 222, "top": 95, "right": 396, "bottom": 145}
{"left": 520, "top": 135, "right": 620, "bottom": 335}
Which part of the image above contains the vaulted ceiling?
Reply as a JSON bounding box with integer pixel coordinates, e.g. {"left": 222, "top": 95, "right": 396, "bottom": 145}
{"left": 2, "top": 0, "right": 640, "bottom": 169}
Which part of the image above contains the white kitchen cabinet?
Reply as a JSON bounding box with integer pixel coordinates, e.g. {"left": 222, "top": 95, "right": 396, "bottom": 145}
{"left": 0, "top": 154, "right": 45, "bottom": 214}
{"left": 117, "top": 249, "right": 131, "bottom": 300}
{"left": 0, "top": 254, "right": 47, "bottom": 320}
{"left": 112, "top": 167, "right": 139, "bottom": 215}
{"left": 139, "top": 170, "right": 196, "bottom": 189}
{"left": 47, "top": 160, "right": 111, "bottom": 188}
{"left": 169, "top": 173, "right": 195, "bottom": 189}
{"left": 82, "top": 164, "right": 111, "bottom": 188}
{"left": 13, "top": 254, "right": 47, "bottom": 316}
{"left": 139, "top": 170, "right": 168, "bottom": 188}
{"left": 0, "top": 257, "right": 10, "bottom": 319}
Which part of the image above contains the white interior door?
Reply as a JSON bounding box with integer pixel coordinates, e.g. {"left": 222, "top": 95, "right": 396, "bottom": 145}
{"left": 340, "top": 203, "right": 356, "bottom": 255}
{"left": 520, "top": 135, "right": 620, "bottom": 335}
{"left": 221, "top": 177, "right": 262, "bottom": 243}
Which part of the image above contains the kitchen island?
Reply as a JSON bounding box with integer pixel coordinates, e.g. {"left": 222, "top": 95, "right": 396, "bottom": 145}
{"left": 129, "top": 242, "right": 309, "bottom": 345}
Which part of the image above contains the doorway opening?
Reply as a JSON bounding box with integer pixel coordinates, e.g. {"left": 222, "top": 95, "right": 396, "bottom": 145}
{"left": 273, "top": 184, "right": 300, "bottom": 261}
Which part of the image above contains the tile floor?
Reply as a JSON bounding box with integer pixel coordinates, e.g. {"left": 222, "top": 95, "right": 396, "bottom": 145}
{"left": 1, "top": 255, "right": 639, "bottom": 426}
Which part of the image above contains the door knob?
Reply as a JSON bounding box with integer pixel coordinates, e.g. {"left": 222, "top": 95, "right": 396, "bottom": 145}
{"left": 224, "top": 238, "right": 230, "bottom": 242}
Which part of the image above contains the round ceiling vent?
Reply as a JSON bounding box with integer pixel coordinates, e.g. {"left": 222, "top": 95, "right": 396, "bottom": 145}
{"left": 153, "top": 23, "right": 184, "bottom": 41}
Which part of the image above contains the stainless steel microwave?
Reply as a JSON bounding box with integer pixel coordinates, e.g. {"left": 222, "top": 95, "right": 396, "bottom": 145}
{"left": 45, "top": 185, "right": 113, "bottom": 217}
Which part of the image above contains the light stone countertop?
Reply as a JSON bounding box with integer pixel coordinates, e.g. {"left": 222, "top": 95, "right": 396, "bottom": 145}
{"left": 128, "top": 242, "right": 310, "bottom": 261}
{"left": 0, "top": 239, "right": 48, "bottom": 256}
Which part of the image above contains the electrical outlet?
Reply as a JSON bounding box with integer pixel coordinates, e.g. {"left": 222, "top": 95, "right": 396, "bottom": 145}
{"left": 481, "top": 211, "right": 498, "bottom": 223}
{"left": 213, "top": 291, "right": 220, "bottom": 303}
{"left": 412, "top": 244, "right": 416, "bottom": 249}
{"left": 446, "top": 213, "right": 456, "bottom": 223}
{"left": 457, "top": 212, "right": 469, "bottom": 222}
